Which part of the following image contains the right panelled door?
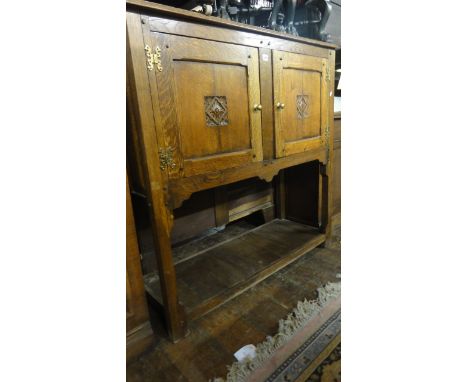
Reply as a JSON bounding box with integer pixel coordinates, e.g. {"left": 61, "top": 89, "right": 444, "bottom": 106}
{"left": 273, "top": 50, "right": 330, "bottom": 158}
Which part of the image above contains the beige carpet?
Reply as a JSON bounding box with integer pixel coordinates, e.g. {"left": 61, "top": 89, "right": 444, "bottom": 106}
{"left": 212, "top": 282, "right": 341, "bottom": 382}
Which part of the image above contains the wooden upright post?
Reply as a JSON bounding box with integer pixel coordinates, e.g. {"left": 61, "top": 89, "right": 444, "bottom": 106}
{"left": 127, "top": 11, "right": 187, "bottom": 342}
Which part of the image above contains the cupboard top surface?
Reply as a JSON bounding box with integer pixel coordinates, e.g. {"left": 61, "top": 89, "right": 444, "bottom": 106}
{"left": 127, "top": 0, "right": 337, "bottom": 50}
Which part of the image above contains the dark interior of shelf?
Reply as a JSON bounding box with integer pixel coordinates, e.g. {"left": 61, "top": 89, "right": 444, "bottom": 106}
{"left": 144, "top": 218, "right": 325, "bottom": 319}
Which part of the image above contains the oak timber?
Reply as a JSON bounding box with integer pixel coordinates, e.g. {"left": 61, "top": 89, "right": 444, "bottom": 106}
{"left": 332, "top": 113, "right": 341, "bottom": 223}
{"left": 127, "top": 244, "right": 341, "bottom": 382}
{"left": 169, "top": 148, "right": 327, "bottom": 209}
{"left": 126, "top": 174, "right": 154, "bottom": 361}
{"left": 126, "top": 0, "right": 336, "bottom": 341}
{"left": 127, "top": 11, "right": 187, "bottom": 341}
{"left": 145, "top": 219, "right": 325, "bottom": 320}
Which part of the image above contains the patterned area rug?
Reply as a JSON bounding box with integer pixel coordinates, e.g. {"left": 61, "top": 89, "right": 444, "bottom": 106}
{"left": 212, "top": 282, "right": 341, "bottom": 382}
{"left": 306, "top": 343, "right": 341, "bottom": 382}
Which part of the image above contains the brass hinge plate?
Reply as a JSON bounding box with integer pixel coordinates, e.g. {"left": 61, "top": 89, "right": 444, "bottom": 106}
{"left": 144, "top": 44, "right": 162, "bottom": 72}
{"left": 325, "top": 65, "right": 331, "bottom": 82}
{"left": 158, "top": 147, "right": 176, "bottom": 171}
{"left": 321, "top": 124, "right": 330, "bottom": 163}
{"left": 321, "top": 124, "right": 330, "bottom": 144}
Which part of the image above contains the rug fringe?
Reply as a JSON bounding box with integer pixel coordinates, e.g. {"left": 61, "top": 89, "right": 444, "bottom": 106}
{"left": 210, "top": 281, "right": 341, "bottom": 382}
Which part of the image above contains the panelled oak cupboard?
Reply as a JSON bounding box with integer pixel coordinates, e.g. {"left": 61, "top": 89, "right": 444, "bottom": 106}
{"left": 126, "top": 0, "right": 336, "bottom": 342}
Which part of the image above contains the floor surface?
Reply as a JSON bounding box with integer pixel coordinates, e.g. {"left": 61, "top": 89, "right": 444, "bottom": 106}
{"left": 127, "top": 227, "right": 341, "bottom": 382}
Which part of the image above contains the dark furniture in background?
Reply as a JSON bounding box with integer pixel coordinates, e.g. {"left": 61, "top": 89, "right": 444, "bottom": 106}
{"left": 145, "top": 0, "right": 341, "bottom": 46}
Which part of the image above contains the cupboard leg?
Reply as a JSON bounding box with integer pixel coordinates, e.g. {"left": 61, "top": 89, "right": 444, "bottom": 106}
{"left": 317, "top": 165, "right": 323, "bottom": 228}
{"left": 127, "top": 12, "right": 187, "bottom": 342}
{"left": 149, "top": 213, "right": 187, "bottom": 342}
{"left": 319, "top": 163, "right": 331, "bottom": 239}
{"left": 149, "top": 206, "right": 188, "bottom": 342}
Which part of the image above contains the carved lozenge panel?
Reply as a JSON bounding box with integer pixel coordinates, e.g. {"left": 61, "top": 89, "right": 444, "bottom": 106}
{"left": 296, "top": 95, "right": 310, "bottom": 119}
{"left": 205, "top": 96, "right": 229, "bottom": 127}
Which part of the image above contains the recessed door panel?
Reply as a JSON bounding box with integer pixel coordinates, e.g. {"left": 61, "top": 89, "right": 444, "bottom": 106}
{"left": 273, "top": 51, "right": 329, "bottom": 158}
{"left": 173, "top": 61, "right": 251, "bottom": 159}
{"left": 146, "top": 32, "right": 263, "bottom": 178}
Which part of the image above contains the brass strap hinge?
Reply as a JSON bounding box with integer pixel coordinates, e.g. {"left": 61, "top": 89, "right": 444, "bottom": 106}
{"left": 325, "top": 65, "right": 331, "bottom": 82}
{"left": 158, "top": 147, "right": 176, "bottom": 171}
{"left": 325, "top": 124, "right": 330, "bottom": 142}
{"left": 322, "top": 124, "right": 330, "bottom": 163}
{"left": 321, "top": 124, "right": 330, "bottom": 144}
{"left": 144, "top": 45, "right": 162, "bottom": 72}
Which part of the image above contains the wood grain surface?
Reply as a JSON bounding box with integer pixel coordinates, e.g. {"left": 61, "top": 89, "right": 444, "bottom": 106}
{"left": 126, "top": 1, "right": 336, "bottom": 341}
{"left": 145, "top": 219, "right": 325, "bottom": 320}
{"left": 127, "top": 244, "right": 341, "bottom": 382}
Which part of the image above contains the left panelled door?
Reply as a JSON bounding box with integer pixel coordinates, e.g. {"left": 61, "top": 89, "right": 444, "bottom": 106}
{"left": 145, "top": 32, "right": 263, "bottom": 179}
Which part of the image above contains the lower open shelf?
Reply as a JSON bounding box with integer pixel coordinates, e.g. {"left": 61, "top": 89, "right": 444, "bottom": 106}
{"left": 144, "top": 219, "right": 325, "bottom": 320}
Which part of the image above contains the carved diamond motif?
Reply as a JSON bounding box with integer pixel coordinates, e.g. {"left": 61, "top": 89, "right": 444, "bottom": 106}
{"left": 296, "top": 95, "right": 310, "bottom": 119}
{"left": 205, "top": 96, "right": 229, "bottom": 127}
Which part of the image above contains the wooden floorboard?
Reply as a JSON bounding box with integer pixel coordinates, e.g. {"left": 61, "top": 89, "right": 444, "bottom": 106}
{"left": 172, "top": 220, "right": 258, "bottom": 265}
{"left": 128, "top": 234, "right": 341, "bottom": 382}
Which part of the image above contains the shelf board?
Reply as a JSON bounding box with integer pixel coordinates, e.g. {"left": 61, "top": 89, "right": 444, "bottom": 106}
{"left": 145, "top": 219, "right": 325, "bottom": 320}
